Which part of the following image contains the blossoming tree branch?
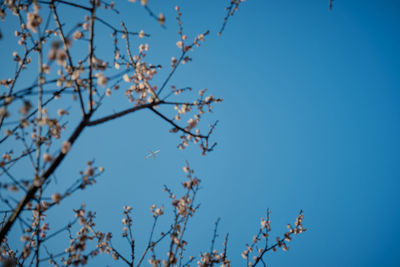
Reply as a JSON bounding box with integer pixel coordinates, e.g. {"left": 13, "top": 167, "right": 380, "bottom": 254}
{"left": 0, "top": 0, "right": 306, "bottom": 266}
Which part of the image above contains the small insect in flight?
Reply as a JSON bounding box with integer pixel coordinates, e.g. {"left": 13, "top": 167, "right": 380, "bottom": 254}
{"left": 145, "top": 149, "right": 160, "bottom": 160}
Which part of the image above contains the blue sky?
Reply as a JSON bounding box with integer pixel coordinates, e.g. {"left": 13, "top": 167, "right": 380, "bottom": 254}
{"left": 2, "top": 0, "right": 400, "bottom": 266}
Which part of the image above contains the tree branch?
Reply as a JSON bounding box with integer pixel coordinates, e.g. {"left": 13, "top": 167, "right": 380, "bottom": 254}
{"left": 0, "top": 116, "right": 89, "bottom": 242}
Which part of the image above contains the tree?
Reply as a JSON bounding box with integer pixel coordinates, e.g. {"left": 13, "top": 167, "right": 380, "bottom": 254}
{"left": 0, "top": 0, "right": 306, "bottom": 266}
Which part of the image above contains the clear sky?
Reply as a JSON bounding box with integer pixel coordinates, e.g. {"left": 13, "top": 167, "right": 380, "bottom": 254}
{"left": 2, "top": 0, "right": 400, "bottom": 266}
